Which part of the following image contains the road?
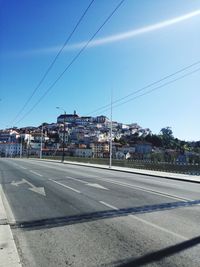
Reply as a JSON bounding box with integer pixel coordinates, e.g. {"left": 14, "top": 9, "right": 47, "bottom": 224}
{"left": 0, "top": 158, "right": 200, "bottom": 267}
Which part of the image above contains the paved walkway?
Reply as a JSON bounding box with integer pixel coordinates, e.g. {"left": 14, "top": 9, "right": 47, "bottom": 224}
{"left": 0, "top": 185, "right": 22, "bottom": 267}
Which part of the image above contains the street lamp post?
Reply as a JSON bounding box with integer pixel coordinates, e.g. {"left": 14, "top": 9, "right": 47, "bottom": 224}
{"left": 20, "top": 137, "right": 23, "bottom": 158}
{"left": 27, "top": 130, "right": 30, "bottom": 158}
{"left": 40, "top": 124, "right": 43, "bottom": 159}
{"left": 62, "top": 112, "right": 66, "bottom": 162}
{"left": 109, "top": 91, "right": 113, "bottom": 169}
{"left": 56, "top": 107, "right": 66, "bottom": 162}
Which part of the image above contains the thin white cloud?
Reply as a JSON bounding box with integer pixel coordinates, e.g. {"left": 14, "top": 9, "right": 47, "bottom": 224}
{"left": 86, "top": 9, "right": 200, "bottom": 47}
{"left": 8, "top": 9, "right": 200, "bottom": 57}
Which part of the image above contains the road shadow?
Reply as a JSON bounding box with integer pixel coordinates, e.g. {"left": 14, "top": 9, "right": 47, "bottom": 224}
{"left": 10, "top": 198, "right": 200, "bottom": 231}
{"left": 116, "top": 235, "right": 200, "bottom": 267}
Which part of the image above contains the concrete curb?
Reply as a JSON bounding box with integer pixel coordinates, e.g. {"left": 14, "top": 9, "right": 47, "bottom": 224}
{"left": 64, "top": 161, "right": 200, "bottom": 184}
{"left": 0, "top": 185, "right": 22, "bottom": 267}
{"left": 27, "top": 158, "right": 200, "bottom": 184}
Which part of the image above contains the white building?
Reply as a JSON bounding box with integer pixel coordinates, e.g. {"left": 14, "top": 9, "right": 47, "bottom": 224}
{"left": 20, "top": 133, "right": 32, "bottom": 144}
{"left": 0, "top": 130, "right": 20, "bottom": 143}
{"left": 116, "top": 151, "right": 131, "bottom": 160}
{"left": 115, "top": 146, "right": 136, "bottom": 159}
{"left": 0, "top": 143, "right": 22, "bottom": 157}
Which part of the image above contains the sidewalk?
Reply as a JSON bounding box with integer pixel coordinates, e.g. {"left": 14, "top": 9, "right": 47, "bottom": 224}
{"left": 37, "top": 158, "right": 200, "bottom": 184}
{"left": 0, "top": 185, "right": 22, "bottom": 267}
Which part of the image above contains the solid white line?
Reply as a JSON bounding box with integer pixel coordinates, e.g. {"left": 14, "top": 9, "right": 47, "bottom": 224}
{"left": 66, "top": 176, "right": 87, "bottom": 184}
{"left": 90, "top": 176, "right": 191, "bottom": 202}
{"left": 129, "top": 215, "right": 187, "bottom": 240}
{"left": 29, "top": 170, "right": 43, "bottom": 177}
{"left": 50, "top": 179, "right": 81, "bottom": 193}
{"left": 122, "top": 175, "right": 182, "bottom": 187}
{"left": 144, "top": 179, "right": 181, "bottom": 187}
{"left": 73, "top": 172, "right": 100, "bottom": 178}
{"left": 19, "top": 166, "right": 27, "bottom": 170}
{"left": 79, "top": 174, "right": 100, "bottom": 178}
{"left": 99, "top": 201, "right": 119, "bottom": 210}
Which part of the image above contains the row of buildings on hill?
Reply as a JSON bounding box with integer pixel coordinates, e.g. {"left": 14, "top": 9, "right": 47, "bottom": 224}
{"left": 0, "top": 112, "right": 152, "bottom": 159}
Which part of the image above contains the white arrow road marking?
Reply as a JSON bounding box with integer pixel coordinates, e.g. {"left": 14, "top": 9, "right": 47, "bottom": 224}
{"left": 86, "top": 183, "right": 109, "bottom": 190}
{"left": 11, "top": 180, "right": 26, "bottom": 186}
{"left": 66, "top": 176, "right": 109, "bottom": 190}
{"left": 29, "top": 187, "right": 46, "bottom": 196}
{"left": 11, "top": 178, "right": 46, "bottom": 196}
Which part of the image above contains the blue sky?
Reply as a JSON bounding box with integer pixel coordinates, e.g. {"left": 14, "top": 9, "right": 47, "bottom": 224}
{"left": 0, "top": 0, "right": 200, "bottom": 141}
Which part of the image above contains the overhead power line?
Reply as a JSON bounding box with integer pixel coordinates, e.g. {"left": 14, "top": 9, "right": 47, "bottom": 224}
{"left": 14, "top": 0, "right": 126, "bottom": 125}
{"left": 91, "top": 66, "right": 200, "bottom": 116}
{"left": 87, "top": 60, "right": 200, "bottom": 115}
{"left": 11, "top": 0, "right": 95, "bottom": 124}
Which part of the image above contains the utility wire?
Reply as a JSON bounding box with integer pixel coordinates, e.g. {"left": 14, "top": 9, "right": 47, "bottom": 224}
{"left": 15, "top": 0, "right": 126, "bottom": 125}
{"left": 11, "top": 0, "right": 95, "bottom": 124}
{"left": 91, "top": 66, "right": 200, "bottom": 116}
{"left": 87, "top": 60, "right": 200, "bottom": 115}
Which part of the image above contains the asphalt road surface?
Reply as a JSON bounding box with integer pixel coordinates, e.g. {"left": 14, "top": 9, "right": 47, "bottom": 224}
{"left": 0, "top": 158, "right": 200, "bottom": 267}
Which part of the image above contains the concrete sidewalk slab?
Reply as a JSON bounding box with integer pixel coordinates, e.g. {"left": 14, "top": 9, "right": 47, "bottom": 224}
{"left": 0, "top": 185, "right": 22, "bottom": 267}
{"left": 0, "top": 226, "right": 21, "bottom": 267}
{"left": 0, "top": 193, "right": 7, "bottom": 225}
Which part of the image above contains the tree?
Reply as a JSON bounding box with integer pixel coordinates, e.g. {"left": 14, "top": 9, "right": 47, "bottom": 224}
{"left": 160, "top": 127, "right": 173, "bottom": 138}
{"left": 160, "top": 127, "right": 174, "bottom": 148}
{"left": 144, "top": 134, "right": 162, "bottom": 147}
{"left": 119, "top": 137, "right": 127, "bottom": 146}
{"left": 114, "top": 137, "right": 119, "bottom": 143}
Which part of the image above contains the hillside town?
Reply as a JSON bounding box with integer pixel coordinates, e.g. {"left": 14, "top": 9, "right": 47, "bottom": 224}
{"left": 0, "top": 111, "right": 199, "bottom": 164}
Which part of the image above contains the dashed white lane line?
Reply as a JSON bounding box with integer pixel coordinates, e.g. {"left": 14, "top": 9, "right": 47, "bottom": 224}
{"left": 29, "top": 170, "right": 43, "bottom": 177}
{"left": 99, "top": 199, "right": 187, "bottom": 241}
{"left": 99, "top": 201, "right": 119, "bottom": 210}
{"left": 129, "top": 215, "right": 187, "bottom": 241}
{"left": 49, "top": 179, "right": 81, "bottom": 193}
